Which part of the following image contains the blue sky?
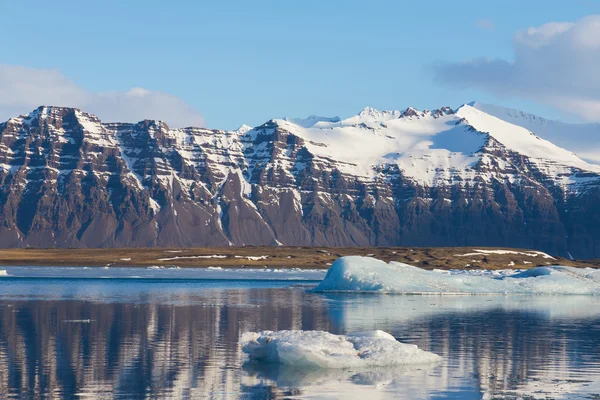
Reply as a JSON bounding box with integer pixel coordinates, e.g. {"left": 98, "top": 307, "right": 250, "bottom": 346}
{"left": 1, "top": 0, "right": 599, "bottom": 128}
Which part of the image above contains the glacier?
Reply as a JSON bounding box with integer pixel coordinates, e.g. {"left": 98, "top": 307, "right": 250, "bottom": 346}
{"left": 240, "top": 329, "right": 441, "bottom": 368}
{"left": 314, "top": 256, "right": 600, "bottom": 295}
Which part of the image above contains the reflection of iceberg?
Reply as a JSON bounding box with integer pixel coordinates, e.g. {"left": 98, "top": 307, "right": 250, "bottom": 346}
{"left": 325, "top": 295, "right": 600, "bottom": 333}
{"left": 241, "top": 330, "right": 441, "bottom": 368}
{"left": 243, "top": 362, "right": 439, "bottom": 399}
{"left": 315, "top": 256, "right": 600, "bottom": 295}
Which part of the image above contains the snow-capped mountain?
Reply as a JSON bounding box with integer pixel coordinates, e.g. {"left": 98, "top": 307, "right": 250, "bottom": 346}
{"left": 0, "top": 104, "right": 599, "bottom": 258}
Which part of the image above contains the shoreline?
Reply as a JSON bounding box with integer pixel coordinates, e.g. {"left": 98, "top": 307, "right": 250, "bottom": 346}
{"left": 0, "top": 246, "right": 595, "bottom": 270}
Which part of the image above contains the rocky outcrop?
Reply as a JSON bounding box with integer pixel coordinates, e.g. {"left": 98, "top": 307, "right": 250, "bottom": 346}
{"left": 0, "top": 105, "right": 599, "bottom": 258}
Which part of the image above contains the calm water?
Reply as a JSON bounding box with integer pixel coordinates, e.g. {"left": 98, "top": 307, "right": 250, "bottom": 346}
{"left": 0, "top": 276, "right": 600, "bottom": 399}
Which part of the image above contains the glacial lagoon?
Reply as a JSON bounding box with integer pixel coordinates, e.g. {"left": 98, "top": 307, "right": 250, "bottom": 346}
{"left": 0, "top": 268, "right": 599, "bottom": 399}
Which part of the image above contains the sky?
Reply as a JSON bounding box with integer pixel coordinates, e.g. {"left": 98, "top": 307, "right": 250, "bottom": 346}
{"left": 1, "top": 0, "right": 600, "bottom": 129}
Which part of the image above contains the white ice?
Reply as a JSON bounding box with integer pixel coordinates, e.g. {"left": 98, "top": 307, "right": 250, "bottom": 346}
{"left": 314, "top": 256, "right": 600, "bottom": 295}
{"left": 0, "top": 270, "right": 8, "bottom": 277}
{"left": 241, "top": 329, "right": 441, "bottom": 369}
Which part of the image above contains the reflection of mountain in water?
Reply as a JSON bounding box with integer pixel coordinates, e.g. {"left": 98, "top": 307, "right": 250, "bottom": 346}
{"left": 0, "top": 288, "right": 331, "bottom": 399}
{"left": 0, "top": 287, "right": 599, "bottom": 398}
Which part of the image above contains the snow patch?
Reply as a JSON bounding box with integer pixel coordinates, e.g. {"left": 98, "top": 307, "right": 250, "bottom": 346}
{"left": 455, "top": 249, "right": 555, "bottom": 259}
{"left": 246, "top": 255, "right": 268, "bottom": 261}
{"left": 158, "top": 255, "right": 227, "bottom": 261}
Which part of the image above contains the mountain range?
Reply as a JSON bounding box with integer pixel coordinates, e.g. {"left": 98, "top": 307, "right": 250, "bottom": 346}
{"left": 0, "top": 102, "right": 599, "bottom": 258}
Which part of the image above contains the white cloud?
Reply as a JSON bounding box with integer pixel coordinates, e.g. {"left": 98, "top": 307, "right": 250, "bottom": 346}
{"left": 434, "top": 15, "right": 600, "bottom": 121}
{"left": 0, "top": 65, "right": 204, "bottom": 127}
{"left": 475, "top": 18, "right": 495, "bottom": 31}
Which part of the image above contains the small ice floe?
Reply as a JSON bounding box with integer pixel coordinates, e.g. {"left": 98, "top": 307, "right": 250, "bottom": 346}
{"left": 119, "top": 258, "right": 131, "bottom": 261}
{"left": 0, "top": 270, "right": 8, "bottom": 277}
{"left": 314, "top": 256, "right": 600, "bottom": 295}
{"left": 241, "top": 330, "right": 441, "bottom": 368}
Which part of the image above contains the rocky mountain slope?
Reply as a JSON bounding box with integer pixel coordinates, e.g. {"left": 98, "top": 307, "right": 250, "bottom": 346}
{"left": 0, "top": 104, "right": 599, "bottom": 258}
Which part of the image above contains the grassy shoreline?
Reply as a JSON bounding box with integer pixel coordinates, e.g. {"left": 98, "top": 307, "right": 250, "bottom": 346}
{"left": 0, "top": 247, "right": 595, "bottom": 270}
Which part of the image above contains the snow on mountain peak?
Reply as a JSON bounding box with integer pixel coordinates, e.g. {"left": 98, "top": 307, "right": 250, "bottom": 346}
{"left": 269, "top": 103, "right": 600, "bottom": 185}
{"left": 283, "top": 115, "right": 341, "bottom": 128}
{"left": 273, "top": 105, "right": 485, "bottom": 183}
{"left": 355, "top": 107, "right": 402, "bottom": 123}
{"left": 235, "top": 124, "right": 253, "bottom": 134}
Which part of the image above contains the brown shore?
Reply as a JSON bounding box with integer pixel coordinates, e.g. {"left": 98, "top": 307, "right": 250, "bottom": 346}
{"left": 0, "top": 247, "right": 596, "bottom": 270}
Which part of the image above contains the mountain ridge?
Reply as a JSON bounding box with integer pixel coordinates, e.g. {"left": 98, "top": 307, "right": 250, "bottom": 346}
{"left": 0, "top": 103, "right": 599, "bottom": 258}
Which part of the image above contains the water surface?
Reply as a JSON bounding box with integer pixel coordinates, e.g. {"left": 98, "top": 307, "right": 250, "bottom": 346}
{"left": 0, "top": 273, "right": 599, "bottom": 399}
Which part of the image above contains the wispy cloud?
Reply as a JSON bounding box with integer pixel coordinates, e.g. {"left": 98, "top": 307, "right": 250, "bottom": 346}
{"left": 0, "top": 65, "right": 204, "bottom": 127}
{"left": 435, "top": 15, "right": 600, "bottom": 121}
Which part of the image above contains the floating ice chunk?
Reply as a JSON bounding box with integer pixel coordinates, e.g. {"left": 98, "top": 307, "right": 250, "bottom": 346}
{"left": 240, "top": 329, "right": 441, "bottom": 368}
{"left": 314, "top": 256, "right": 600, "bottom": 295}
{"left": 0, "top": 270, "right": 8, "bottom": 277}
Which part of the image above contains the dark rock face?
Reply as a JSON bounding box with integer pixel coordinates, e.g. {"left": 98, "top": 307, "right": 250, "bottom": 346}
{"left": 0, "top": 106, "right": 599, "bottom": 259}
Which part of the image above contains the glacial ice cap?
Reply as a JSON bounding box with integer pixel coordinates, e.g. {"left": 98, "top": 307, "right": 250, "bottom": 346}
{"left": 314, "top": 256, "right": 600, "bottom": 295}
{"left": 241, "top": 330, "right": 441, "bottom": 369}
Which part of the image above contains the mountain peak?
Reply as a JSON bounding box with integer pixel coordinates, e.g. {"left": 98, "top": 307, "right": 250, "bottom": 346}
{"left": 235, "top": 124, "right": 253, "bottom": 133}
{"left": 350, "top": 107, "right": 402, "bottom": 124}
{"left": 401, "top": 107, "right": 420, "bottom": 118}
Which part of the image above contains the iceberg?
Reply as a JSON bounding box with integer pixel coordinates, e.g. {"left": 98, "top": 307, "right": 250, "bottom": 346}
{"left": 240, "top": 329, "right": 441, "bottom": 368}
{"left": 314, "top": 256, "right": 600, "bottom": 295}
